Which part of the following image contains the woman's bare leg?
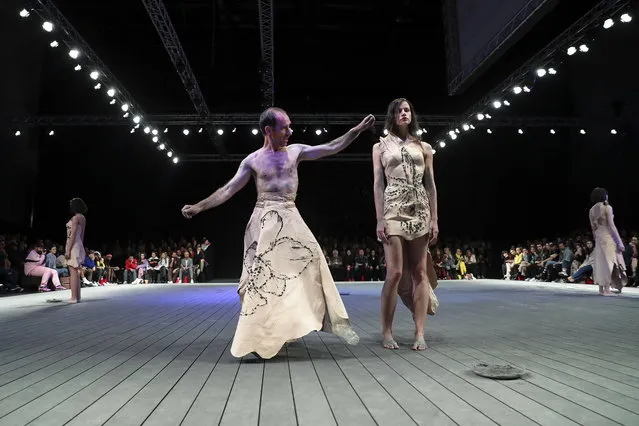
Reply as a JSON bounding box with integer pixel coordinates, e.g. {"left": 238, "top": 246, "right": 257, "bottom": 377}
{"left": 69, "top": 266, "right": 81, "bottom": 303}
{"left": 407, "top": 235, "right": 431, "bottom": 350}
{"left": 381, "top": 236, "right": 404, "bottom": 349}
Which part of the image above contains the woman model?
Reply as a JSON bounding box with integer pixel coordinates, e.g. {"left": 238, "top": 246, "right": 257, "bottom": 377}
{"left": 372, "top": 98, "right": 439, "bottom": 350}
{"left": 589, "top": 188, "right": 627, "bottom": 295}
{"left": 65, "top": 198, "right": 87, "bottom": 303}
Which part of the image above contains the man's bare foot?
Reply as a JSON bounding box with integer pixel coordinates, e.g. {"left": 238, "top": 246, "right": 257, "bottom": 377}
{"left": 412, "top": 336, "right": 428, "bottom": 351}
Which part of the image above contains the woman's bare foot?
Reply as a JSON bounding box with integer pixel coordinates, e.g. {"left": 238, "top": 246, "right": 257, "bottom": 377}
{"left": 68, "top": 299, "right": 80, "bottom": 304}
{"left": 382, "top": 333, "right": 399, "bottom": 349}
{"left": 412, "top": 336, "right": 428, "bottom": 351}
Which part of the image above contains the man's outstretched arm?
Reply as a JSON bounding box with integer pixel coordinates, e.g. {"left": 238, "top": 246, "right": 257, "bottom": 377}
{"left": 182, "top": 158, "right": 252, "bottom": 218}
{"left": 297, "top": 114, "right": 375, "bottom": 161}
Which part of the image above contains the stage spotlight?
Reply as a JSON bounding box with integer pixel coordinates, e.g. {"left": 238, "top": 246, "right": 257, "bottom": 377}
{"left": 580, "top": 129, "right": 586, "bottom": 135}
{"left": 477, "top": 113, "right": 485, "bottom": 120}
{"left": 523, "top": 86, "right": 531, "bottom": 93}
{"left": 548, "top": 68, "right": 557, "bottom": 75}
{"left": 121, "top": 103, "right": 129, "bottom": 112}
{"left": 15, "top": 131, "right": 21, "bottom": 136}
{"left": 579, "top": 44, "right": 589, "bottom": 53}
{"left": 133, "top": 116, "right": 141, "bottom": 124}
{"left": 485, "top": 114, "right": 492, "bottom": 119}
{"left": 620, "top": 13, "right": 632, "bottom": 23}
{"left": 159, "top": 143, "right": 165, "bottom": 150}
{"left": 315, "top": 129, "right": 322, "bottom": 135}
{"left": 416, "top": 129, "right": 423, "bottom": 136}
{"left": 90, "top": 71, "right": 99, "bottom": 80}
{"left": 503, "top": 100, "right": 510, "bottom": 106}
{"left": 252, "top": 128, "right": 259, "bottom": 135}
{"left": 19, "top": 9, "right": 30, "bottom": 18}
{"left": 167, "top": 151, "right": 173, "bottom": 158}
{"left": 164, "top": 128, "right": 169, "bottom": 133}
{"left": 144, "top": 127, "right": 151, "bottom": 134}
{"left": 604, "top": 18, "right": 614, "bottom": 29}
{"left": 152, "top": 129, "right": 159, "bottom": 136}
{"left": 50, "top": 41, "right": 59, "bottom": 48}
{"left": 518, "top": 129, "right": 524, "bottom": 134}
{"left": 513, "top": 86, "right": 522, "bottom": 95}
{"left": 49, "top": 130, "right": 55, "bottom": 136}
{"left": 94, "top": 83, "right": 101, "bottom": 90}
{"left": 382, "top": 129, "right": 389, "bottom": 135}
{"left": 550, "top": 129, "right": 556, "bottom": 134}
{"left": 69, "top": 49, "right": 80, "bottom": 59}
{"left": 449, "top": 133, "right": 458, "bottom": 140}
{"left": 152, "top": 136, "right": 159, "bottom": 143}
{"left": 217, "top": 129, "right": 224, "bottom": 135}
{"left": 448, "top": 130, "right": 455, "bottom": 137}
{"left": 470, "top": 124, "right": 476, "bottom": 130}
{"left": 438, "top": 141, "right": 446, "bottom": 148}
{"left": 173, "top": 157, "right": 179, "bottom": 164}
{"left": 567, "top": 46, "right": 577, "bottom": 56}
{"left": 42, "top": 22, "right": 54, "bottom": 32}
{"left": 183, "top": 129, "right": 190, "bottom": 136}
{"left": 492, "top": 100, "right": 502, "bottom": 109}
{"left": 109, "top": 99, "right": 116, "bottom": 105}
{"left": 536, "top": 68, "right": 547, "bottom": 77}
{"left": 130, "top": 128, "right": 135, "bottom": 134}
{"left": 232, "top": 128, "right": 237, "bottom": 133}
{"left": 487, "top": 129, "right": 492, "bottom": 134}
{"left": 422, "top": 128, "right": 427, "bottom": 133}
{"left": 611, "top": 129, "right": 618, "bottom": 135}
{"left": 74, "top": 64, "right": 82, "bottom": 71}
{"left": 107, "top": 88, "right": 116, "bottom": 97}
{"left": 462, "top": 124, "right": 470, "bottom": 131}
{"left": 123, "top": 112, "right": 129, "bottom": 118}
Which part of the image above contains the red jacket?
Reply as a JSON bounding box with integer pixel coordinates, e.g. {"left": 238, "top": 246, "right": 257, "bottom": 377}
{"left": 125, "top": 258, "right": 138, "bottom": 271}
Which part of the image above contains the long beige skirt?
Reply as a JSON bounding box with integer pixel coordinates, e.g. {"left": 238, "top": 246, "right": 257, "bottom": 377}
{"left": 231, "top": 199, "right": 358, "bottom": 359}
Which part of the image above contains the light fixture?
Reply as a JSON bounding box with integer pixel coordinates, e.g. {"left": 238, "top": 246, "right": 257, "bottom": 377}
{"left": 523, "top": 86, "right": 531, "bottom": 93}
{"left": 315, "top": 129, "right": 322, "bottom": 135}
{"left": 503, "top": 100, "right": 511, "bottom": 106}
{"left": 198, "top": 128, "right": 203, "bottom": 133}
{"left": 416, "top": 129, "right": 423, "bottom": 136}
{"left": 159, "top": 143, "right": 165, "bottom": 150}
{"left": 69, "top": 49, "right": 80, "bottom": 59}
{"left": 42, "top": 22, "right": 54, "bottom": 32}
{"left": 477, "top": 113, "right": 485, "bottom": 120}
{"left": 611, "top": 129, "right": 618, "bottom": 135}
{"left": 173, "top": 157, "right": 179, "bottom": 164}
{"left": 50, "top": 41, "right": 59, "bottom": 48}
{"left": 252, "top": 128, "right": 259, "bottom": 135}
{"left": 94, "top": 83, "right": 101, "bottom": 90}
{"left": 487, "top": 129, "right": 492, "bottom": 134}
{"left": 48, "top": 130, "right": 55, "bottom": 136}
{"left": 567, "top": 46, "right": 577, "bottom": 56}
{"left": 90, "top": 71, "right": 99, "bottom": 80}
{"left": 620, "top": 13, "right": 632, "bottom": 23}
{"left": 183, "top": 129, "right": 190, "bottom": 136}
{"left": 579, "top": 44, "right": 589, "bottom": 53}
{"left": 144, "top": 127, "right": 151, "bottom": 134}
{"left": 152, "top": 136, "right": 159, "bottom": 143}
{"left": 548, "top": 68, "right": 557, "bottom": 75}
{"left": 450, "top": 133, "right": 457, "bottom": 140}
{"left": 550, "top": 129, "right": 556, "bottom": 134}
{"left": 438, "top": 141, "right": 446, "bottom": 148}
{"left": 107, "top": 88, "right": 116, "bottom": 97}
{"left": 217, "top": 129, "right": 224, "bottom": 135}
{"left": 130, "top": 128, "right": 135, "bottom": 134}
{"left": 485, "top": 114, "right": 492, "bottom": 119}
{"left": 109, "top": 99, "right": 116, "bottom": 105}
{"left": 603, "top": 18, "right": 614, "bottom": 29}
{"left": 152, "top": 129, "right": 159, "bottom": 136}
{"left": 232, "top": 128, "right": 237, "bottom": 133}
{"left": 462, "top": 124, "right": 470, "bottom": 131}
{"left": 122, "top": 112, "right": 129, "bottom": 118}
{"left": 536, "top": 68, "right": 547, "bottom": 77}
{"left": 74, "top": 64, "right": 82, "bottom": 71}
{"left": 133, "top": 116, "right": 141, "bottom": 124}
{"left": 580, "top": 129, "right": 586, "bottom": 135}
{"left": 164, "top": 128, "right": 169, "bottom": 133}
{"left": 121, "top": 103, "right": 129, "bottom": 112}
{"left": 448, "top": 130, "right": 456, "bottom": 137}
{"left": 492, "top": 100, "right": 502, "bottom": 109}
{"left": 19, "top": 9, "right": 30, "bottom": 18}
{"left": 382, "top": 129, "right": 389, "bottom": 135}
{"left": 513, "top": 86, "right": 522, "bottom": 95}
{"left": 15, "top": 131, "right": 21, "bottom": 136}
{"left": 470, "top": 124, "right": 476, "bottom": 130}
{"left": 518, "top": 129, "right": 524, "bottom": 134}
{"left": 167, "top": 151, "right": 173, "bottom": 158}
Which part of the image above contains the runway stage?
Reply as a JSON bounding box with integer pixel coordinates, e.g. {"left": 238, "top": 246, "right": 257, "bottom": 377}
{"left": 0, "top": 280, "right": 638, "bottom": 426}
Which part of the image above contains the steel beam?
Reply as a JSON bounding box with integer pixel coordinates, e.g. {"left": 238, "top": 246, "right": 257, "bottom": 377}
{"left": 258, "top": 0, "right": 274, "bottom": 109}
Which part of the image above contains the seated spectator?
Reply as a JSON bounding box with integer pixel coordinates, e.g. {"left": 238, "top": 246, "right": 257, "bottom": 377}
{"left": 159, "top": 252, "right": 170, "bottom": 283}
{"left": 137, "top": 253, "right": 149, "bottom": 281}
{"left": 45, "top": 245, "right": 68, "bottom": 277}
{"left": 24, "top": 243, "right": 66, "bottom": 292}
{"left": 328, "top": 249, "right": 344, "bottom": 281}
{"left": 179, "top": 251, "right": 194, "bottom": 283}
{"left": 0, "top": 237, "right": 23, "bottom": 293}
{"left": 147, "top": 252, "right": 160, "bottom": 283}
{"left": 353, "top": 249, "right": 368, "bottom": 281}
{"left": 124, "top": 255, "right": 137, "bottom": 283}
{"left": 367, "top": 249, "right": 381, "bottom": 281}
{"left": 82, "top": 252, "right": 97, "bottom": 285}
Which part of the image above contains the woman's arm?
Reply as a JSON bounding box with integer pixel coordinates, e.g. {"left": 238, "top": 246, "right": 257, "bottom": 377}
{"left": 65, "top": 216, "right": 79, "bottom": 258}
{"left": 372, "top": 143, "right": 388, "bottom": 243}
{"left": 606, "top": 205, "right": 624, "bottom": 251}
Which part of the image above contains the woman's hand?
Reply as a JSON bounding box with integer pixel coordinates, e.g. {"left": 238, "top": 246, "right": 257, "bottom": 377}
{"left": 376, "top": 219, "right": 389, "bottom": 244}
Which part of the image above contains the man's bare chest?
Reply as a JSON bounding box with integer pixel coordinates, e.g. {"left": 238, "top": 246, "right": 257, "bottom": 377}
{"left": 254, "top": 151, "right": 298, "bottom": 180}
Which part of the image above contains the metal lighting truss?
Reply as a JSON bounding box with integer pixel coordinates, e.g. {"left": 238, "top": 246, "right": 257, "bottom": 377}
{"left": 447, "top": 0, "right": 552, "bottom": 95}
{"left": 8, "top": 114, "right": 600, "bottom": 127}
{"left": 258, "top": 0, "right": 275, "bottom": 109}
{"left": 442, "top": 0, "right": 462, "bottom": 89}
{"left": 436, "top": 0, "right": 631, "bottom": 142}
{"left": 140, "top": 0, "right": 226, "bottom": 154}
{"left": 27, "top": 0, "right": 179, "bottom": 159}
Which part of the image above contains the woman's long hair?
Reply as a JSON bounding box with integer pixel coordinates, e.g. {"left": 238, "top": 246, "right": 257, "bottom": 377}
{"left": 384, "top": 98, "right": 421, "bottom": 140}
